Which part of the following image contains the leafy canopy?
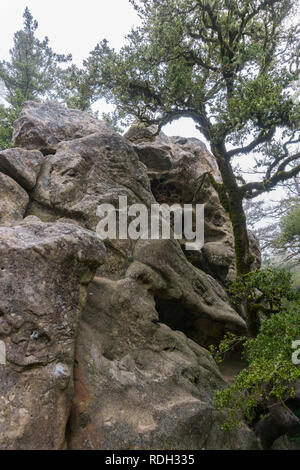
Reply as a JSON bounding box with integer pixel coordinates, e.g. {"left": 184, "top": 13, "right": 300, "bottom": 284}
{"left": 214, "top": 305, "right": 300, "bottom": 430}
{"left": 83, "top": 0, "right": 300, "bottom": 200}
{"left": 211, "top": 268, "right": 300, "bottom": 430}
{"left": 229, "top": 267, "right": 300, "bottom": 313}
{"left": 0, "top": 8, "right": 72, "bottom": 109}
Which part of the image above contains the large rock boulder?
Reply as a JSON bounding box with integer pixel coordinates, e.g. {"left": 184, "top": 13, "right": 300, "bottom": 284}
{"left": 125, "top": 124, "right": 240, "bottom": 284}
{"left": 0, "top": 218, "right": 105, "bottom": 449}
{"left": 26, "top": 103, "right": 246, "bottom": 343}
{"left": 68, "top": 275, "right": 257, "bottom": 450}
{"left": 0, "top": 173, "right": 29, "bottom": 225}
{"left": 31, "top": 132, "right": 154, "bottom": 233}
{"left": 0, "top": 148, "right": 44, "bottom": 191}
{"left": 0, "top": 101, "right": 260, "bottom": 450}
{"left": 13, "top": 101, "right": 114, "bottom": 153}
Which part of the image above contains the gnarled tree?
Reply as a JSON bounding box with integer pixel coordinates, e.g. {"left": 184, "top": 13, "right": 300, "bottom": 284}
{"left": 80, "top": 0, "right": 300, "bottom": 281}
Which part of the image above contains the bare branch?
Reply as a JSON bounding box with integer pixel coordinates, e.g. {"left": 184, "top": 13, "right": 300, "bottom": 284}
{"left": 241, "top": 154, "right": 300, "bottom": 199}
{"left": 227, "top": 128, "right": 276, "bottom": 159}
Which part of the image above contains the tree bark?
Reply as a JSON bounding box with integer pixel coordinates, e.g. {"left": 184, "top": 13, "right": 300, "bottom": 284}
{"left": 211, "top": 144, "right": 254, "bottom": 277}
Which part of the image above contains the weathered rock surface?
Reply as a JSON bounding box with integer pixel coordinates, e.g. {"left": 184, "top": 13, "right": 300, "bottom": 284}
{"left": 13, "top": 101, "right": 114, "bottom": 153}
{"left": 0, "top": 173, "right": 29, "bottom": 225}
{"left": 0, "top": 102, "right": 260, "bottom": 450}
{"left": 271, "top": 435, "right": 300, "bottom": 450}
{"left": 26, "top": 103, "right": 246, "bottom": 343}
{"left": 68, "top": 276, "right": 257, "bottom": 450}
{"left": 31, "top": 132, "right": 154, "bottom": 231}
{"left": 125, "top": 124, "right": 239, "bottom": 284}
{"left": 0, "top": 218, "right": 105, "bottom": 449}
{"left": 0, "top": 148, "right": 44, "bottom": 191}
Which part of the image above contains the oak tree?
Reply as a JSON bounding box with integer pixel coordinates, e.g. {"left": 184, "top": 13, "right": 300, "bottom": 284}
{"left": 83, "top": 0, "right": 300, "bottom": 283}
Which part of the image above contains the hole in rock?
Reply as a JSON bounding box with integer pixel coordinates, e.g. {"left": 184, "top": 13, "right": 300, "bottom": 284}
{"left": 41, "top": 148, "right": 56, "bottom": 156}
{"left": 150, "top": 178, "right": 190, "bottom": 204}
{"left": 154, "top": 296, "right": 228, "bottom": 349}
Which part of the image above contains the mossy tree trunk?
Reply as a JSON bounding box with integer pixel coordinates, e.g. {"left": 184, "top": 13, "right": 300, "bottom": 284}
{"left": 211, "top": 143, "right": 254, "bottom": 276}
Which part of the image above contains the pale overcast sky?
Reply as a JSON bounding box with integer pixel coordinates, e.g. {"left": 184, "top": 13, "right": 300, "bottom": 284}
{"left": 0, "top": 0, "right": 202, "bottom": 139}
{"left": 0, "top": 0, "right": 138, "bottom": 64}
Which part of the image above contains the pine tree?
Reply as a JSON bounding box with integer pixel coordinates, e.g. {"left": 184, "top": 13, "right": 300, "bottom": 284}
{"left": 0, "top": 7, "right": 72, "bottom": 109}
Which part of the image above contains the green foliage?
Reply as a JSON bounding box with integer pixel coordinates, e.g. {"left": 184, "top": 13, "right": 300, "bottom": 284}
{"left": 225, "top": 75, "right": 293, "bottom": 134}
{"left": 0, "top": 8, "right": 71, "bottom": 109}
{"left": 57, "top": 64, "right": 94, "bottom": 111}
{"left": 214, "top": 304, "right": 300, "bottom": 429}
{"left": 211, "top": 268, "right": 300, "bottom": 429}
{"left": 209, "top": 331, "right": 247, "bottom": 364}
{"left": 229, "top": 268, "right": 300, "bottom": 313}
{"left": 277, "top": 204, "right": 300, "bottom": 247}
{"left": 290, "top": 266, "right": 300, "bottom": 291}
{"left": 84, "top": 0, "right": 300, "bottom": 144}
{"left": 0, "top": 106, "right": 18, "bottom": 150}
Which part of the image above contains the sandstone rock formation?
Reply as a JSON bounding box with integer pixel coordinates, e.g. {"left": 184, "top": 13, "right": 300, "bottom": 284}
{"left": 0, "top": 148, "right": 44, "bottom": 191}
{"left": 0, "top": 101, "right": 260, "bottom": 450}
{"left": 0, "top": 172, "right": 29, "bottom": 225}
{"left": 125, "top": 123, "right": 261, "bottom": 284}
{"left": 12, "top": 101, "right": 114, "bottom": 153}
{"left": 0, "top": 218, "right": 105, "bottom": 449}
